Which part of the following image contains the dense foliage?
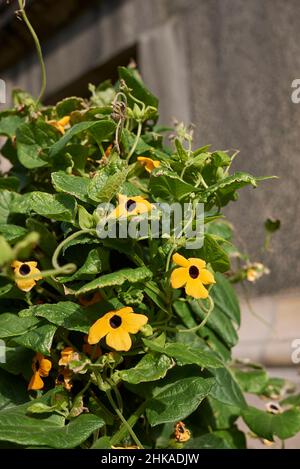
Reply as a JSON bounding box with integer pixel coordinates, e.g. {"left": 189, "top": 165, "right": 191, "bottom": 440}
{"left": 0, "top": 66, "right": 299, "bottom": 449}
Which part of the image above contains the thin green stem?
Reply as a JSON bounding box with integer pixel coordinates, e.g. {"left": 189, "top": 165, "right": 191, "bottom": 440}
{"left": 127, "top": 121, "right": 142, "bottom": 162}
{"left": 52, "top": 229, "right": 95, "bottom": 270}
{"left": 106, "top": 389, "right": 144, "bottom": 448}
{"left": 110, "top": 400, "right": 147, "bottom": 447}
{"left": 18, "top": 0, "right": 46, "bottom": 102}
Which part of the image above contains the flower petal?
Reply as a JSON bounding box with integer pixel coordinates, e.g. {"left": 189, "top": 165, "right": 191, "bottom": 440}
{"left": 106, "top": 330, "right": 132, "bottom": 351}
{"left": 117, "top": 307, "right": 134, "bottom": 317}
{"left": 31, "top": 267, "right": 43, "bottom": 281}
{"left": 122, "top": 313, "right": 148, "bottom": 334}
{"left": 28, "top": 372, "right": 44, "bottom": 391}
{"left": 11, "top": 260, "right": 22, "bottom": 269}
{"left": 27, "top": 261, "right": 38, "bottom": 268}
{"left": 16, "top": 279, "right": 36, "bottom": 292}
{"left": 185, "top": 278, "right": 209, "bottom": 299}
{"left": 187, "top": 258, "right": 206, "bottom": 269}
{"left": 199, "top": 268, "right": 215, "bottom": 285}
{"left": 171, "top": 267, "right": 188, "bottom": 288}
{"left": 39, "top": 358, "right": 52, "bottom": 377}
{"left": 88, "top": 316, "right": 111, "bottom": 344}
{"left": 172, "top": 253, "right": 189, "bottom": 267}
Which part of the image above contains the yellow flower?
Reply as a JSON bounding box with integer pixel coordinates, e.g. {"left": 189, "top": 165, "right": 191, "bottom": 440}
{"left": 170, "top": 253, "right": 215, "bottom": 299}
{"left": 12, "top": 260, "right": 42, "bottom": 292}
{"left": 109, "top": 194, "right": 152, "bottom": 219}
{"left": 58, "top": 347, "right": 76, "bottom": 366}
{"left": 137, "top": 156, "right": 160, "bottom": 173}
{"left": 48, "top": 115, "right": 70, "bottom": 134}
{"left": 28, "top": 353, "right": 52, "bottom": 391}
{"left": 88, "top": 307, "right": 148, "bottom": 352}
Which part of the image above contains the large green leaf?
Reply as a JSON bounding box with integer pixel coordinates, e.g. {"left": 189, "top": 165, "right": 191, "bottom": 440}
{"left": 87, "top": 160, "right": 128, "bottom": 203}
{"left": 19, "top": 301, "right": 94, "bottom": 334}
{"left": 49, "top": 120, "right": 115, "bottom": 158}
{"left": 58, "top": 248, "right": 107, "bottom": 283}
{"left": 242, "top": 406, "right": 300, "bottom": 440}
{"left": 119, "top": 353, "right": 173, "bottom": 384}
{"left": 0, "top": 224, "right": 27, "bottom": 243}
{"left": 186, "top": 428, "right": 246, "bottom": 449}
{"left": 149, "top": 169, "right": 198, "bottom": 202}
{"left": 15, "top": 324, "right": 57, "bottom": 355}
{"left": 0, "top": 346, "right": 32, "bottom": 376}
{"left": 210, "top": 368, "right": 246, "bottom": 408}
{"left": 0, "top": 313, "right": 39, "bottom": 338}
{"left": 143, "top": 339, "right": 223, "bottom": 369}
{"left": 0, "top": 115, "right": 24, "bottom": 138}
{"left": 146, "top": 373, "right": 215, "bottom": 426}
{"left": 231, "top": 364, "right": 269, "bottom": 394}
{"left": 16, "top": 120, "right": 58, "bottom": 168}
{"left": 0, "top": 395, "right": 105, "bottom": 448}
{"left": 189, "top": 299, "right": 238, "bottom": 348}
{"left": 211, "top": 272, "right": 240, "bottom": 326}
{"left": 73, "top": 267, "right": 152, "bottom": 296}
{"left": 51, "top": 171, "right": 91, "bottom": 203}
{"left": 118, "top": 66, "right": 158, "bottom": 108}
{"left": 0, "top": 370, "right": 28, "bottom": 411}
{"left": 28, "top": 192, "right": 77, "bottom": 222}
{"left": 195, "top": 233, "right": 230, "bottom": 273}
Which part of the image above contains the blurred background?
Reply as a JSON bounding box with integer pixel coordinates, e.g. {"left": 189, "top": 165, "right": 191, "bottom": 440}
{"left": 0, "top": 0, "right": 299, "bottom": 444}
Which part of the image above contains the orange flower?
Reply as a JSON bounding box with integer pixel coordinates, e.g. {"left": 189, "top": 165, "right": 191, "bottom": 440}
{"left": 48, "top": 115, "right": 70, "bottom": 134}
{"left": 137, "top": 156, "right": 160, "bottom": 173}
{"left": 58, "top": 347, "right": 76, "bottom": 366}
{"left": 56, "top": 368, "right": 73, "bottom": 391}
{"left": 171, "top": 253, "right": 215, "bottom": 299}
{"left": 28, "top": 353, "right": 52, "bottom": 391}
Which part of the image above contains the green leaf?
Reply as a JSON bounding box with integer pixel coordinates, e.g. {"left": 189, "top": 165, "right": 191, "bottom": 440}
{"left": 0, "top": 224, "right": 27, "bottom": 243}
{"left": 119, "top": 353, "right": 173, "bottom": 384}
{"left": 58, "top": 248, "right": 107, "bottom": 283}
{"left": 143, "top": 339, "right": 223, "bottom": 369}
{"left": 242, "top": 406, "right": 300, "bottom": 440}
{"left": 118, "top": 66, "right": 158, "bottom": 108}
{"left": 195, "top": 233, "right": 230, "bottom": 273}
{"left": 211, "top": 272, "right": 240, "bottom": 326}
{"left": 232, "top": 364, "right": 268, "bottom": 394}
{"left": 203, "top": 172, "right": 274, "bottom": 206}
{"left": 0, "top": 314, "right": 39, "bottom": 338}
{"left": 55, "top": 97, "right": 85, "bottom": 117}
{"left": 15, "top": 324, "right": 57, "bottom": 355}
{"left": 210, "top": 368, "right": 246, "bottom": 408}
{"left": 146, "top": 373, "right": 215, "bottom": 426}
{"left": 19, "top": 301, "right": 94, "bottom": 334}
{"left": 78, "top": 205, "right": 95, "bottom": 229}
{"left": 149, "top": 169, "right": 197, "bottom": 202}
{"left": 29, "top": 192, "right": 77, "bottom": 222}
{"left": 0, "top": 115, "right": 24, "bottom": 138}
{"left": 0, "top": 346, "right": 32, "bottom": 376}
{"left": 51, "top": 171, "right": 91, "bottom": 203}
{"left": 189, "top": 299, "right": 238, "bottom": 348}
{"left": 0, "top": 190, "right": 16, "bottom": 224}
{"left": 0, "top": 394, "right": 105, "bottom": 448}
{"left": 202, "top": 396, "right": 240, "bottom": 430}
{"left": 73, "top": 266, "right": 152, "bottom": 296}
{"left": 0, "top": 370, "right": 28, "bottom": 411}
{"left": 0, "top": 235, "right": 13, "bottom": 266}
{"left": 91, "top": 436, "right": 111, "bottom": 449}
{"left": 26, "top": 218, "right": 57, "bottom": 254}
{"left": 87, "top": 161, "right": 128, "bottom": 203}
{"left": 16, "top": 120, "right": 59, "bottom": 168}
{"left": 186, "top": 428, "right": 246, "bottom": 449}
{"left": 0, "top": 177, "right": 19, "bottom": 191}
{"left": 49, "top": 120, "right": 115, "bottom": 158}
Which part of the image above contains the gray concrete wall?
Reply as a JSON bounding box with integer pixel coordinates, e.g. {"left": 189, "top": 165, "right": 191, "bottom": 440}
{"left": 1, "top": 0, "right": 300, "bottom": 299}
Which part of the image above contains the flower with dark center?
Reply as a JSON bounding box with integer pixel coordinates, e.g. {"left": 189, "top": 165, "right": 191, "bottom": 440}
{"left": 108, "top": 194, "right": 152, "bottom": 219}
{"left": 28, "top": 353, "right": 52, "bottom": 391}
{"left": 88, "top": 307, "right": 148, "bottom": 352}
{"left": 170, "top": 252, "right": 215, "bottom": 299}
{"left": 11, "top": 260, "right": 42, "bottom": 292}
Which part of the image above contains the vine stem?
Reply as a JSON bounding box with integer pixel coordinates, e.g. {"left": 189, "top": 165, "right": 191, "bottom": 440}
{"left": 127, "top": 121, "right": 142, "bottom": 162}
{"left": 110, "top": 400, "right": 147, "bottom": 447}
{"left": 106, "top": 389, "right": 144, "bottom": 449}
{"left": 18, "top": 0, "right": 46, "bottom": 102}
{"left": 52, "top": 229, "right": 95, "bottom": 270}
